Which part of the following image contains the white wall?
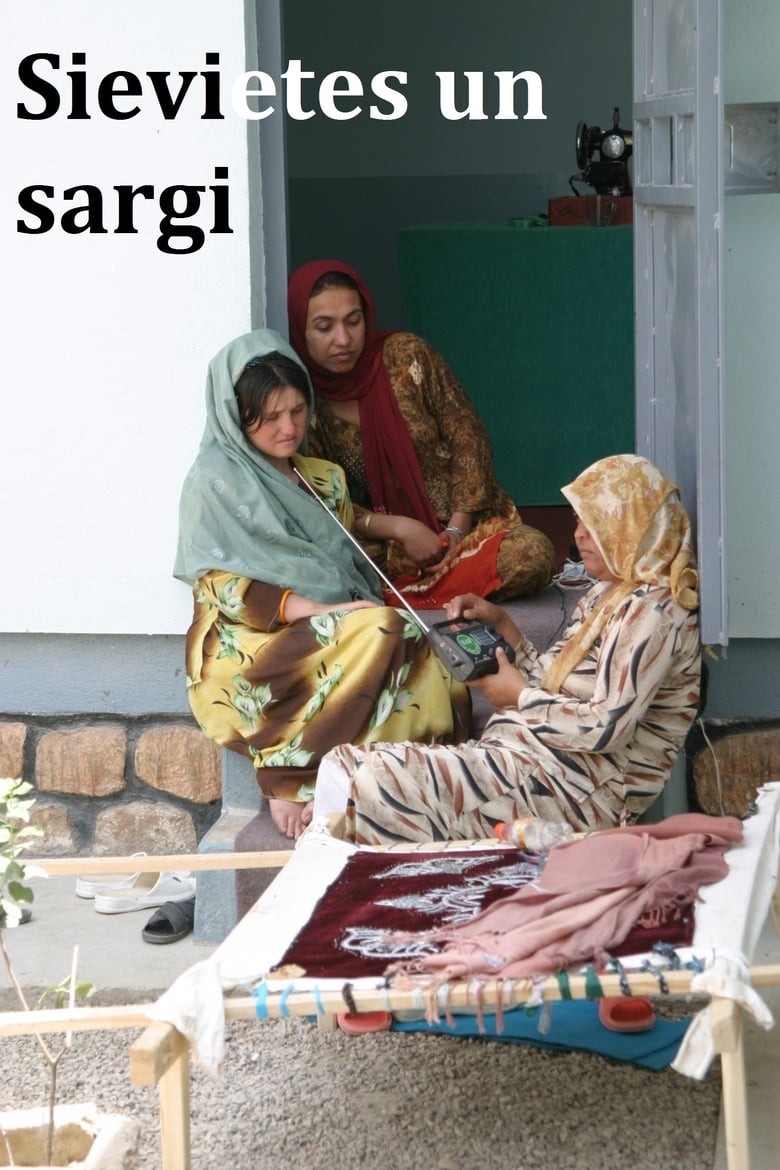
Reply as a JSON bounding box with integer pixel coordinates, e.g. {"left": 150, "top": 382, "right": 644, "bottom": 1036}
{"left": 1, "top": 0, "right": 253, "bottom": 635}
{"left": 724, "top": 0, "right": 780, "bottom": 637}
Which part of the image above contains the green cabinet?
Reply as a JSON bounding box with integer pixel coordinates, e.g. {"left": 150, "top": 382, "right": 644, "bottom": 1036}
{"left": 398, "top": 222, "right": 635, "bottom": 505}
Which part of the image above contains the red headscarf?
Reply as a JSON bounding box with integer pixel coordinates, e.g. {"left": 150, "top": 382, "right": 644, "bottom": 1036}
{"left": 287, "top": 259, "right": 440, "bottom": 530}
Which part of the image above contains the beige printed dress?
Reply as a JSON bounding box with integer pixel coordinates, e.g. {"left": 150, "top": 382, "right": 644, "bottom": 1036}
{"left": 327, "top": 581, "right": 701, "bottom": 844}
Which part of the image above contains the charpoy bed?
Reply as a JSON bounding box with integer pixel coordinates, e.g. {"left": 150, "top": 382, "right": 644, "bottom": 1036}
{"left": 131, "top": 782, "right": 780, "bottom": 1170}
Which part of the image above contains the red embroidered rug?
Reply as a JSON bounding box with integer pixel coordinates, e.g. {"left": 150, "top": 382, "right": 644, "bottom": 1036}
{"left": 275, "top": 849, "right": 693, "bottom": 979}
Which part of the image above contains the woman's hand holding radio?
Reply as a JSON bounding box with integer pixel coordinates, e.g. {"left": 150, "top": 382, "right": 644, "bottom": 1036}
{"left": 469, "top": 648, "right": 528, "bottom": 708}
{"left": 444, "top": 593, "right": 521, "bottom": 649}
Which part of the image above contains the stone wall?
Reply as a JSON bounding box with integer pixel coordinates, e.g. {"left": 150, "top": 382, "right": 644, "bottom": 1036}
{"left": 3, "top": 709, "right": 778, "bottom": 860}
{"left": 0, "top": 716, "right": 221, "bottom": 857}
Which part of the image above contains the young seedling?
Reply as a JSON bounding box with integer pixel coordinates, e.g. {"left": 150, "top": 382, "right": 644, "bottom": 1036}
{"left": 0, "top": 778, "right": 96, "bottom": 1165}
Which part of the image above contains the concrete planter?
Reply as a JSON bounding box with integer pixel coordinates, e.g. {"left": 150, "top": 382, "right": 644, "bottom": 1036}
{"left": 0, "top": 1103, "right": 139, "bottom": 1169}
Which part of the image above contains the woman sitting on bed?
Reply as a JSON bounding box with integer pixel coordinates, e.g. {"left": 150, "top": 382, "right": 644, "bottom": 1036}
{"left": 174, "top": 329, "right": 469, "bottom": 840}
{"left": 314, "top": 453, "right": 702, "bottom": 844}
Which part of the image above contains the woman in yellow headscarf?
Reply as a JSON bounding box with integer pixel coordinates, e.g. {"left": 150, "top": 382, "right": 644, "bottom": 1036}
{"left": 315, "top": 454, "right": 702, "bottom": 845}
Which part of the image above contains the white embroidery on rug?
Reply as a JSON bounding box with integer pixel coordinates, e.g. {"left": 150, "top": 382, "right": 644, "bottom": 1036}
{"left": 340, "top": 926, "right": 440, "bottom": 960}
{"left": 372, "top": 856, "right": 493, "bottom": 881}
{"left": 373, "top": 861, "right": 539, "bottom": 924}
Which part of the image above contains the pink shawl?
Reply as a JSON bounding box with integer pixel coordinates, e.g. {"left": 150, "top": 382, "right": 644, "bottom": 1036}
{"left": 388, "top": 813, "right": 743, "bottom": 985}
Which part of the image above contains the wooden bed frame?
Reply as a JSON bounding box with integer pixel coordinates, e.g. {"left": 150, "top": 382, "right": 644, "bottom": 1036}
{"left": 2, "top": 799, "right": 778, "bottom": 1170}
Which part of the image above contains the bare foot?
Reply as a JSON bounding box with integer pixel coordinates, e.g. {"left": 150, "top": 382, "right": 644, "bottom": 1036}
{"left": 269, "top": 799, "right": 312, "bottom": 840}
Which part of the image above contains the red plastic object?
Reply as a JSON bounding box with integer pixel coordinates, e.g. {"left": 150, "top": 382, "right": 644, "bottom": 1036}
{"left": 336, "top": 1011, "right": 393, "bottom": 1035}
{"left": 597, "top": 996, "right": 656, "bottom": 1033}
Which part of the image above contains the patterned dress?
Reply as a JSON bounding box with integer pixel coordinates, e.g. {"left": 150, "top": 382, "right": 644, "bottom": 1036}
{"left": 327, "top": 581, "right": 701, "bottom": 844}
{"left": 184, "top": 460, "right": 471, "bottom": 805}
{"left": 308, "top": 333, "right": 554, "bottom": 602}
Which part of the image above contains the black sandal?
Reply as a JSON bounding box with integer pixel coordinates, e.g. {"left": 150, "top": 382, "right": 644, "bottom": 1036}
{"left": 141, "top": 897, "right": 195, "bottom": 944}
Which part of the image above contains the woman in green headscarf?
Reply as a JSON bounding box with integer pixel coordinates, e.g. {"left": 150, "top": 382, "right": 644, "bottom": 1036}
{"left": 175, "top": 329, "right": 470, "bottom": 839}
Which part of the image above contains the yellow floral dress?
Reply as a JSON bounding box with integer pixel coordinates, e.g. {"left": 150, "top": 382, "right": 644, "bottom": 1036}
{"left": 184, "top": 458, "right": 470, "bottom": 804}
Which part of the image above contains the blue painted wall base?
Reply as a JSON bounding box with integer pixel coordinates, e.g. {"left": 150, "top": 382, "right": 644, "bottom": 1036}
{"left": 194, "top": 750, "right": 265, "bottom": 945}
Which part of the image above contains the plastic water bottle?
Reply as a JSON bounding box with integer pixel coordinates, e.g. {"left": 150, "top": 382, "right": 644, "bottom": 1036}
{"left": 495, "top": 816, "right": 575, "bottom": 852}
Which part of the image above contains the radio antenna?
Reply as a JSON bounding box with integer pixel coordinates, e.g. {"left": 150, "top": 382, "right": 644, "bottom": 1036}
{"left": 293, "top": 467, "right": 516, "bottom": 686}
{"left": 294, "top": 468, "right": 432, "bottom": 634}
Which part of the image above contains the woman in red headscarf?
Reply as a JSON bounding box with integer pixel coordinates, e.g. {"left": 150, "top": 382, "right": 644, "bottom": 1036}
{"left": 287, "top": 260, "right": 554, "bottom": 607}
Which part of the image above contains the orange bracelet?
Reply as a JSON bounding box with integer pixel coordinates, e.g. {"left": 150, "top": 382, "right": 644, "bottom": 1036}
{"left": 278, "top": 588, "right": 293, "bottom": 624}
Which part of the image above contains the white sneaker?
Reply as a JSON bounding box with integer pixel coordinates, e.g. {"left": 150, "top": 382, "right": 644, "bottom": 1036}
{"left": 75, "top": 852, "right": 148, "bottom": 899}
{"left": 93, "top": 871, "right": 195, "bottom": 914}
{"left": 553, "top": 559, "right": 597, "bottom": 590}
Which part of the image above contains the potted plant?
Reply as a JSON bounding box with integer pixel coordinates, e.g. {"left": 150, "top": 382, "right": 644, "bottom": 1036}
{"left": 0, "top": 777, "right": 139, "bottom": 1168}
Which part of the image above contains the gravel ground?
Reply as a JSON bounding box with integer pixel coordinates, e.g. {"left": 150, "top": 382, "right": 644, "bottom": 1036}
{"left": 1, "top": 991, "right": 721, "bottom": 1170}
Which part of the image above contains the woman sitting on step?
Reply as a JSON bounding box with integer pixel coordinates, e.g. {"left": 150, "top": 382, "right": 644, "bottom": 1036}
{"left": 173, "top": 329, "right": 470, "bottom": 840}
{"left": 313, "top": 454, "right": 702, "bottom": 845}
{"left": 287, "top": 259, "right": 555, "bottom": 607}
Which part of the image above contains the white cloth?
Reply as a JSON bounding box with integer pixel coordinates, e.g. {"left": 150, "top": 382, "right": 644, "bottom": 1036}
{"left": 671, "top": 782, "right": 780, "bottom": 1078}
{"left": 312, "top": 758, "right": 351, "bottom": 817}
{"left": 672, "top": 954, "right": 775, "bottom": 1079}
{"left": 148, "top": 959, "right": 226, "bottom": 1075}
{"left": 147, "top": 828, "right": 358, "bottom": 1073}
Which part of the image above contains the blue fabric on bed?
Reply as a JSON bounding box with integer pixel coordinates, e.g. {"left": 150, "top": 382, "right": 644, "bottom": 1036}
{"left": 390, "top": 1000, "right": 690, "bottom": 1070}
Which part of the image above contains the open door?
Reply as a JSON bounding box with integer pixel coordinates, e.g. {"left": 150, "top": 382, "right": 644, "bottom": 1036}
{"left": 247, "top": 0, "right": 289, "bottom": 333}
{"left": 633, "top": 0, "right": 727, "bottom": 645}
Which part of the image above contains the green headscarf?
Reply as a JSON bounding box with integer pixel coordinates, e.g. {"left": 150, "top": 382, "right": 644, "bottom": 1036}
{"left": 173, "top": 328, "right": 382, "bottom": 602}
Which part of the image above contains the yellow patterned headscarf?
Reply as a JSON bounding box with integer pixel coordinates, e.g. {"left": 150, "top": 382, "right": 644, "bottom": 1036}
{"left": 541, "top": 454, "right": 699, "bottom": 693}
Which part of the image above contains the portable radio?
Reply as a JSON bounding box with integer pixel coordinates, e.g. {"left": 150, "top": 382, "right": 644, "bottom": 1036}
{"left": 295, "top": 470, "right": 516, "bottom": 683}
{"left": 427, "top": 618, "right": 516, "bottom": 682}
